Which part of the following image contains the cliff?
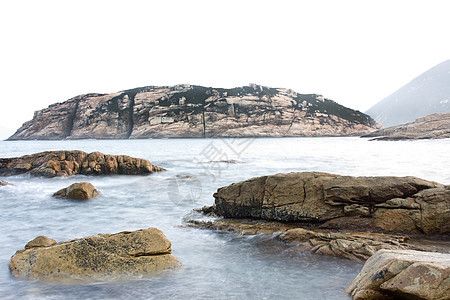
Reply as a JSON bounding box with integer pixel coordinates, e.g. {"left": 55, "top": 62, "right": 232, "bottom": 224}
{"left": 8, "top": 84, "right": 380, "bottom": 140}
{"left": 362, "top": 113, "right": 450, "bottom": 140}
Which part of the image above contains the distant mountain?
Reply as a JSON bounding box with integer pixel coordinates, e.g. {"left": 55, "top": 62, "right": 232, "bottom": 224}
{"left": 8, "top": 84, "right": 380, "bottom": 140}
{"left": 366, "top": 60, "right": 450, "bottom": 127}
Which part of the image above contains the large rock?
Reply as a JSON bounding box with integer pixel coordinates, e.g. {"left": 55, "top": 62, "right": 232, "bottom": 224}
{"left": 362, "top": 113, "right": 450, "bottom": 140}
{"left": 346, "top": 249, "right": 450, "bottom": 300}
{"left": 53, "top": 182, "right": 99, "bottom": 200}
{"left": 0, "top": 150, "right": 164, "bottom": 177}
{"left": 7, "top": 84, "right": 380, "bottom": 140}
{"left": 212, "top": 172, "right": 448, "bottom": 234}
{"left": 9, "top": 228, "right": 181, "bottom": 282}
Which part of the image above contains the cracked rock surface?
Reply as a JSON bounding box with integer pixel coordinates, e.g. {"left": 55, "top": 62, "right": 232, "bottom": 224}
{"left": 0, "top": 150, "right": 163, "bottom": 177}
{"left": 8, "top": 84, "right": 380, "bottom": 140}
{"left": 9, "top": 228, "right": 181, "bottom": 282}
{"left": 346, "top": 249, "right": 450, "bottom": 300}
{"left": 211, "top": 172, "right": 448, "bottom": 234}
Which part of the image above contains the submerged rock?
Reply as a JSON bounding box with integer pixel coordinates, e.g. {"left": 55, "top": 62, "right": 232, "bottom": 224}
{"left": 0, "top": 180, "right": 12, "bottom": 186}
{"left": 186, "top": 217, "right": 450, "bottom": 262}
{"left": 9, "top": 228, "right": 181, "bottom": 282}
{"left": 0, "top": 150, "right": 164, "bottom": 177}
{"left": 279, "top": 228, "right": 411, "bottom": 263}
{"left": 346, "top": 249, "right": 450, "bottom": 300}
{"left": 53, "top": 182, "right": 99, "bottom": 200}
{"left": 211, "top": 172, "right": 448, "bottom": 234}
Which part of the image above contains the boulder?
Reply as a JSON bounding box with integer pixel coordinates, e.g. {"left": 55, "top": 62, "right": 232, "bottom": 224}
{"left": 53, "top": 182, "right": 99, "bottom": 200}
{"left": 0, "top": 150, "right": 164, "bottom": 177}
{"left": 346, "top": 249, "right": 450, "bottom": 300}
{"left": 211, "top": 172, "right": 447, "bottom": 234}
{"left": 9, "top": 227, "right": 181, "bottom": 282}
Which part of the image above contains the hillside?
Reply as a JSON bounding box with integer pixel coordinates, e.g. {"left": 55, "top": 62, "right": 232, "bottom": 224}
{"left": 366, "top": 60, "right": 450, "bottom": 126}
{"left": 362, "top": 113, "right": 450, "bottom": 140}
{"left": 8, "top": 84, "right": 380, "bottom": 140}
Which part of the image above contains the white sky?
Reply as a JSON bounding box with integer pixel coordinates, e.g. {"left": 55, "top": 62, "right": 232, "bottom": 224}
{"left": 1, "top": 0, "right": 449, "bottom": 139}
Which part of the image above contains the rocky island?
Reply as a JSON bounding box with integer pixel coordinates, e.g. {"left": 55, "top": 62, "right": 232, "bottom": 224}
{"left": 362, "top": 113, "right": 450, "bottom": 140}
{"left": 0, "top": 150, "right": 163, "bottom": 177}
{"left": 8, "top": 84, "right": 380, "bottom": 140}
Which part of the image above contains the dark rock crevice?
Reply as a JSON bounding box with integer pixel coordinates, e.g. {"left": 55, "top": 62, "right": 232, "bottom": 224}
{"left": 65, "top": 99, "right": 80, "bottom": 138}
{"left": 126, "top": 92, "right": 136, "bottom": 139}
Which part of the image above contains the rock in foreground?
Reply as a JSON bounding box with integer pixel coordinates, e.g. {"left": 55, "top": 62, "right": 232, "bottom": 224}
{"left": 53, "top": 182, "right": 99, "bottom": 200}
{"left": 212, "top": 172, "right": 448, "bottom": 234}
{"left": 0, "top": 150, "right": 163, "bottom": 177}
{"left": 346, "top": 249, "right": 450, "bottom": 300}
{"left": 9, "top": 228, "right": 180, "bottom": 282}
{"left": 362, "top": 113, "right": 450, "bottom": 140}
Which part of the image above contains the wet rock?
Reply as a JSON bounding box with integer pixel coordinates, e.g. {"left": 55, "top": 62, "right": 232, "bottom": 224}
{"left": 0, "top": 150, "right": 164, "bottom": 177}
{"left": 211, "top": 172, "right": 446, "bottom": 234}
{"left": 185, "top": 218, "right": 450, "bottom": 262}
{"left": 346, "top": 249, "right": 450, "bottom": 300}
{"left": 53, "top": 182, "right": 99, "bottom": 200}
{"left": 279, "top": 228, "right": 410, "bottom": 263}
{"left": 0, "top": 180, "right": 12, "bottom": 186}
{"left": 9, "top": 228, "right": 181, "bottom": 282}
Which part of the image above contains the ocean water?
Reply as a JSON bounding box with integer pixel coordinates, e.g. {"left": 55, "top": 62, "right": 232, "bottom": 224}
{"left": 0, "top": 137, "right": 449, "bottom": 299}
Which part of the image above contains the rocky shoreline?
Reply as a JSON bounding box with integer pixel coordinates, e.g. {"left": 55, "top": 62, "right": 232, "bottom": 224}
{"left": 362, "top": 113, "right": 450, "bottom": 140}
{"left": 187, "top": 171, "right": 450, "bottom": 299}
{"left": 4, "top": 151, "right": 449, "bottom": 298}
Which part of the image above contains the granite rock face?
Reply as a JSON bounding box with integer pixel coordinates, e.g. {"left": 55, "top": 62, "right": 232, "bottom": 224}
{"left": 53, "top": 182, "right": 99, "bottom": 200}
{"left": 362, "top": 113, "right": 450, "bottom": 140}
{"left": 9, "top": 228, "right": 181, "bottom": 282}
{"left": 211, "top": 172, "right": 448, "bottom": 234}
{"left": 0, "top": 150, "right": 163, "bottom": 177}
{"left": 346, "top": 249, "right": 450, "bottom": 300}
{"left": 8, "top": 84, "right": 380, "bottom": 140}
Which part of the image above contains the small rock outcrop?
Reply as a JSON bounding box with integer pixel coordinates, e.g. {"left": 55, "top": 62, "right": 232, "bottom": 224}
{"left": 346, "top": 249, "right": 450, "bottom": 300}
{"left": 0, "top": 180, "right": 12, "bottom": 186}
{"left": 8, "top": 84, "right": 380, "bottom": 140}
{"left": 25, "top": 236, "right": 57, "bottom": 249}
{"left": 53, "top": 182, "right": 99, "bottom": 200}
{"left": 9, "top": 228, "right": 181, "bottom": 282}
{"left": 362, "top": 113, "right": 450, "bottom": 140}
{"left": 279, "top": 228, "right": 410, "bottom": 263}
{"left": 211, "top": 172, "right": 448, "bottom": 234}
{"left": 0, "top": 150, "right": 164, "bottom": 177}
